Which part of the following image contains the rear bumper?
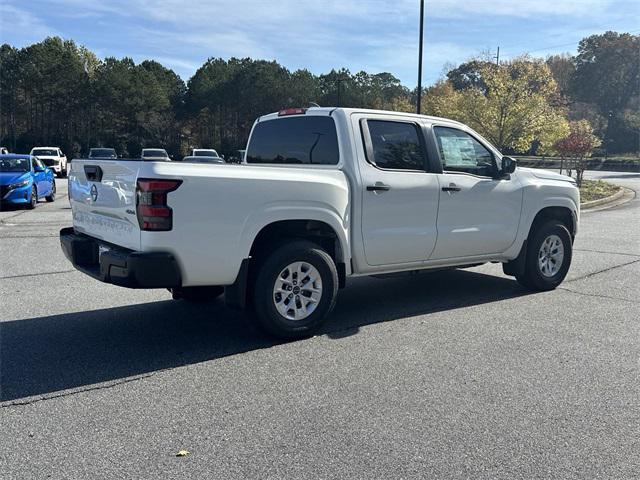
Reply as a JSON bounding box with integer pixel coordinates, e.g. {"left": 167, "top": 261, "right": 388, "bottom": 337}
{"left": 60, "top": 227, "right": 181, "bottom": 288}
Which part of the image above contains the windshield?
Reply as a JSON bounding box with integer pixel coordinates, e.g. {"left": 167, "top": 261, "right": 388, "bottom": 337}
{"left": 142, "top": 149, "right": 168, "bottom": 158}
{"left": 0, "top": 158, "right": 31, "bottom": 172}
{"left": 90, "top": 148, "right": 116, "bottom": 158}
{"left": 194, "top": 150, "right": 218, "bottom": 157}
{"left": 32, "top": 149, "right": 57, "bottom": 156}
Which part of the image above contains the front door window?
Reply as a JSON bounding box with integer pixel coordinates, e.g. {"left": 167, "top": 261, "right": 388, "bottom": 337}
{"left": 434, "top": 127, "right": 496, "bottom": 177}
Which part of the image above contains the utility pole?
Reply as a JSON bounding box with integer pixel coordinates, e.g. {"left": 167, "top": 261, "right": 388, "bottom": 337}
{"left": 495, "top": 46, "right": 500, "bottom": 65}
{"left": 416, "top": 0, "right": 424, "bottom": 114}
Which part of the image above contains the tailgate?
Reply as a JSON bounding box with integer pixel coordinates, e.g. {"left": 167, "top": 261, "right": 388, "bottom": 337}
{"left": 69, "top": 159, "right": 141, "bottom": 251}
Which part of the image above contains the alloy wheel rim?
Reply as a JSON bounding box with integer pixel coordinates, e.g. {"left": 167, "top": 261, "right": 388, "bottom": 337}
{"left": 273, "top": 261, "right": 322, "bottom": 321}
{"left": 538, "top": 234, "right": 564, "bottom": 277}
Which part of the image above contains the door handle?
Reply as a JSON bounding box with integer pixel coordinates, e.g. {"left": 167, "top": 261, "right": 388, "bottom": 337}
{"left": 367, "top": 183, "right": 391, "bottom": 192}
{"left": 441, "top": 183, "right": 461, "bottom": 192}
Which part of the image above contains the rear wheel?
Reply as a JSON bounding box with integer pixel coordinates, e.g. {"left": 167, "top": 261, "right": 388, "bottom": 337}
{"left": 27, "top": 186, "right": 37, "bottom": 209}
{"left": 45, "top": 179, "right": 56, "bottom": 202}
{"left": 516, "top": 220, "right": 572, "bottom": 291}
{"left": 252, "top": 240, "right": 338, "bottom": 339}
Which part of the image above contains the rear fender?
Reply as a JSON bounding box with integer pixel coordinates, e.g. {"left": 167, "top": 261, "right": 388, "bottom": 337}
{"left": 239, "top": 202, "right": 350, "bottom": 266}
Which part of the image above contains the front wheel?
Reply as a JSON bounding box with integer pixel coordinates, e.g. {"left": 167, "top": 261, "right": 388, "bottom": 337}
{"left": 27, "top": 186, "right": 37, "bottom": 209}
{"left": 252, "top": 241, "right": 338, "bottom": 339}
{"left": 516, "top": 220, "right": 572, "bottom": 291}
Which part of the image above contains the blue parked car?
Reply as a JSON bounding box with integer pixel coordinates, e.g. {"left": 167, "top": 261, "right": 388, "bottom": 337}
{"left": 0, "top": 154, "right": 56, "bottom": 209}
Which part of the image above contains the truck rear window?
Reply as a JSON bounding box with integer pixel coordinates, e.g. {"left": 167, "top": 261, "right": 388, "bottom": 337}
{"left": 246, "top": 116, "right": 339, "bottom": 165}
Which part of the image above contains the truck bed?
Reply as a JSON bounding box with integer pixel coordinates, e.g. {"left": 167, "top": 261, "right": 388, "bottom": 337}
{"left": 68, "top": 159, "right": 349, "bottom": 286}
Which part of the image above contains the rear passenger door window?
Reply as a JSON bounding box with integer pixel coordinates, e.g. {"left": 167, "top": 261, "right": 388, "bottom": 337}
{"left": 433, "top": 127, "right": 496, "bottom": 177}
{"left": 364, "top": 120, "right": 426, "bottom": 171}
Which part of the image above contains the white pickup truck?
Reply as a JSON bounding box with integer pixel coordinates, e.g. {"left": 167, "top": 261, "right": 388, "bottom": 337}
{"left": 61, "top": 107, "right": 579, "bottom": 338}
{"left": 31, "top": 147, "right": 68, "bottom": 177}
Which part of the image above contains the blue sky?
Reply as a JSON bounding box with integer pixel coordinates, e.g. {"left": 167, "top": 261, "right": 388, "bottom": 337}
{"left": 2, "top": 0, "right": 638, "bottom": 87}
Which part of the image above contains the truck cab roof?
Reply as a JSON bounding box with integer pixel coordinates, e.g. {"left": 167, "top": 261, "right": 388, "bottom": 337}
{"left": 257, "top": 107, "right": 466, "bottom": 128}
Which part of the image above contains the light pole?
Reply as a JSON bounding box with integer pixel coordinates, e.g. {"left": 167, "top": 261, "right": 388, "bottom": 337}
{"left": 416, "top": 0, "right": 424, "bottom": 114}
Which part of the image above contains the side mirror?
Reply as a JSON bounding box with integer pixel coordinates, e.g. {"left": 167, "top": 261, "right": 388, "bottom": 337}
{"left": 34, "top": 166, "right": 45, "bottom": 172}
{"left": 501, "top": 156, "right": 517, "bottom": 175}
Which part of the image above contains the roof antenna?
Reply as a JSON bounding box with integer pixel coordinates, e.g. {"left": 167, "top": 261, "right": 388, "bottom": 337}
{"left": 308, "top": 102, "right": 321, "bottom": 108}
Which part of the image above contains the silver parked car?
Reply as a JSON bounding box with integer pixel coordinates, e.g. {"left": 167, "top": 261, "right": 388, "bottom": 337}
{"left": 141, "top": 148, "right": 171, "bottom": 161}
{"left": 89, "top": 148, "right": 117, "bottom": 159}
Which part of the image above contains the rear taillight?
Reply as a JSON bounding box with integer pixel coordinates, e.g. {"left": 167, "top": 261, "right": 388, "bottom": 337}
{"left": 136, "top": 178, "right": 182, "bottom": 231}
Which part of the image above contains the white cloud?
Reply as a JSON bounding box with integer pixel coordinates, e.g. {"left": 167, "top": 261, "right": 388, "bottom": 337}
{"left": 142, "top": 55, "right": 201, "bottom": 72}
{"left": 426, "top": 0, "right": 614, "bottom": 18}
{"left": 0, "top": 4, "right": 58, "bottom": 43}
{"left": 9, "top": 0, "right": 633, "bottom": 85}
{"left": 132, "top": 26, "right": 273, "bottom": 60}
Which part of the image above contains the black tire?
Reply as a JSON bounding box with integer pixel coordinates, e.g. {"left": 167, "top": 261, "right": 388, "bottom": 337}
{"left": 27, "top": 186, "right": 37, "bottom": 209}
{"left": 516, "top": 220, "right": 572, "bottom": 291}
{"left": 176, "top": 286, "right": 223, "bottom": 302}
{"left": 252, "top": 240, "right": 338, "bottom": 339}
{"left": 45, "top": 180, "right": 56, "bottom": 202}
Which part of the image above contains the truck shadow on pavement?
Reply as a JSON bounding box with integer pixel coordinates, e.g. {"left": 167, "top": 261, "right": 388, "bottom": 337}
{"left": 1, "top": 269, "right": 531, "bottom": 402}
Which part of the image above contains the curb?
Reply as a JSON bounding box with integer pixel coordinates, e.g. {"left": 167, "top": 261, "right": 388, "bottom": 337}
{"left": 581, "top": 188, "right": 624, "bottom": 209}
{"left": 581, "top": 187, "right": 633, "bottom": 211}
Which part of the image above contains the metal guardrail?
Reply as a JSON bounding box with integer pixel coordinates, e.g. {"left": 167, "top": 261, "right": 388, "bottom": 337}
{"left": 514, "top": 156, "right": 640, "bottom": 172}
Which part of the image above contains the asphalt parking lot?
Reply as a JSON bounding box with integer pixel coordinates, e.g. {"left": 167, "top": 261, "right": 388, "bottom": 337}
{"left": 1, "top": 171, "right": 639, "bottom": 479}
